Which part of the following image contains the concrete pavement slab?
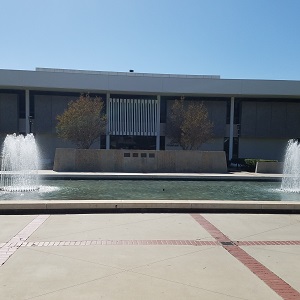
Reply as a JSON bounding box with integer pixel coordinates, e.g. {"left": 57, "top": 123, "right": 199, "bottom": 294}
{"left": 0, "top": 215, "right": 36, "bottom": 243}
{"left": 203, "top": 213, "right": 300, "bottom": 241}
{"left": 32, "top": 270, "right": 243, "bottom": 300}
{"left": 27, "top": 214, "right": 213, "bottom": 242}
{"left": 0, "top": 246, "right": 120, "bottom": 300}
{"left": 133, "top": 246, "right": 281, "bottom": 300}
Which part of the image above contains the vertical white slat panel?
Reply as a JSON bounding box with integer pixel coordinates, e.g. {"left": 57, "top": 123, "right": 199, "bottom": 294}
{"left": 147, "top": 100, "right": 149, "bottom": 135}
{"left": 123, "top": 98, "right": 126, "bottom": 135}
{"left": 145, "top": 99, "right": 149, "bottom": 135}
{"left": 127, "top": 98, "right": 130, "bottom": 135}
{"left": 114, "top": 98, "right": 119, "bottom": 135}
{"left": 152, "top": 100, "right": 156, "bottom": 135}
{"left": 156, "top": 95, "right": 160, "bottom": 149}
{"left": 129, "top": 99, "right": 133, "bottom": 135}
{"left": 133, "top": 99, "right": 137, "bottom": 135}
{"left": 111, "top": 98, "right": 114, "bottom": 135}
{"left": 133, "top": 100, "right": 136, "bottom": 135}
{"left": 119, "top": 99, "right": 123, "bottom": 135}
{"left": 114, "top": 98, "right": 117, "bottom": 135}
{"left": 151, "top": 100, "right": 154, "bottom": 135}
{"left": 120, "top": 98, "right": 123, "bottom": 135}
{"left": 141, "top": 100, "right": 145, "bottom": 135}
{"left": 108, "top": 98, "right": 111, "bottom": 134}
{"left": 136, "top": 99, "right": 139, "bottom": 135}
{"left": 108, "top": 97, "right": 159, "bottom": 137}
{"left": 124, "top": 98, "right": 127, "bottom": 135}
{"left": 125, "top": 99, "right": 128, "bottom": 135}
{"left": 116, "top": 98, "right": 119, "bottom": 135}
{"left": 111, "top": 98, "right": 113, "bottom": 135}
{"left": 118, "top": 98, "right": 121, "bottom": 134}
{"left": 118, "top": 98, "right": 121, "bottom": 135}
{"left": 130, "top": 99, "right": 133, "bottom": 135}
{"left": 148, "top": 100, "right": 153, "bottom": 135}
{"left": 144, "top": 99, "right": 146, "bottom": 135}
{"left": 125, "top": 99, "right": 129, "bottom": 135}
{"left": 106, "top": 94, "right": 111, "bottom": 149}
{"left": 153, "top": 99, "right": 157, "bottom": 135}
{"left": 138, "top": 100, "right": 142, "bottom": 135}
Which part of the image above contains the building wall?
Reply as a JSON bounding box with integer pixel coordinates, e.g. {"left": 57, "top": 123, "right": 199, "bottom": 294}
{"left": 240, "top": 101, "right": 300, "bottom": 138}
{"left": 2, "top": 67, "right": 300, "bottom": 168}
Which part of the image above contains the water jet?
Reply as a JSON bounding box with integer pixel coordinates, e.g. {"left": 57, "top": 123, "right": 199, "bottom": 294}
{"left": 0, "top": 134, "right": 40, "bottom": 192}
{"left": 281, "top": 139, "right": 300, "bottom": 193}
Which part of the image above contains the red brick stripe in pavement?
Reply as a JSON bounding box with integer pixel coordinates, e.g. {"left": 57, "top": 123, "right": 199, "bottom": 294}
{"left": 0, "top": 215, "right": 49, "bottom": 266}
{"left": 191, "top": 214, "right": 300, "bottom": 300}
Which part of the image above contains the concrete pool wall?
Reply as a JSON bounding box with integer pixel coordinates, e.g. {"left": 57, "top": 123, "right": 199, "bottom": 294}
{"left": 53, "top": 149, "right": 227, "bottom": 173}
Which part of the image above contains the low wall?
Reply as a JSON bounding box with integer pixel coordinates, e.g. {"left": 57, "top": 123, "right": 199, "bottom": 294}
{"left": 53, "top": 149, "right": 227, "bottom": 173}
{"left": 255, "top": 161, "right": 284, "bottom": 174}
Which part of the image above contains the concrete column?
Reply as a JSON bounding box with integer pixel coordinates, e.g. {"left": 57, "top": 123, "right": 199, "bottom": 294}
{"left": 156, "top": 95, "right": 161, "bottom": 150}
{"left": 229, "top": 97, "right": 235, "bottom": 161}
{"left": 106, "top": 92, "right": 110, "bottom": 149}
{"left": 25, "top": 90, "right": 30, "bottom": 134}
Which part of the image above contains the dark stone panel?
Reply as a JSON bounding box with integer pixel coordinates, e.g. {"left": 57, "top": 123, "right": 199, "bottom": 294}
{"left": 240, "top": 102, "right": 256, "bottom": 137}
{"left": 0, "top": 94, "right": 18, "bottom": 134}
{"left": 34, "top": 95, "right": 52, "bottom": 133}
{"left": 51, "top": 95, "right": 75, "bottom": 134}
{"left": 270, "top": 102, "right": 286, "bottom": 138}
{"left": 205, "top": 101, "right": 226, "bottom": 137}
{"left": 286, "top": 103, "right": 300, "bottom": 138}
{"left": 256, "top": 102, "right": 271, "bottom": 137}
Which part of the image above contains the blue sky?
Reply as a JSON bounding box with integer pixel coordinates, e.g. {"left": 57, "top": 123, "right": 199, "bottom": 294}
{"left": 1, "top": 0, "right": 300, "bottom": 80}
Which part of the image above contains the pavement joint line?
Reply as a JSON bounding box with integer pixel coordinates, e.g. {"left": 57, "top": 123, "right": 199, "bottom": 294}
{"left": 190, "top": 213, "right": 300, "bottom": 300}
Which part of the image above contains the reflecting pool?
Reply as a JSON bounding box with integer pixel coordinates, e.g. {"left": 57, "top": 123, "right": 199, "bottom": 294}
{"left": 1, "top": 180, "right": 300, "bottom": 201}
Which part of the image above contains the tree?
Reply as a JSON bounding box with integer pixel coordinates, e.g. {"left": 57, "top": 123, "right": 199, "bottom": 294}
{"left": 167, "top": 97, "right": 213, "bottom": 150}
{"left": 56, "top": 94, "right": 106, "bottom": 149}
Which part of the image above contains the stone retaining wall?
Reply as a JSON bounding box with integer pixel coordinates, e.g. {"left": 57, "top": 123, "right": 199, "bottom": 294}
{"left": 53, "top": 149, "right": 227, "bottom": 173}
{"left": 255, "top": 161, "right": 283, "bottom": 174}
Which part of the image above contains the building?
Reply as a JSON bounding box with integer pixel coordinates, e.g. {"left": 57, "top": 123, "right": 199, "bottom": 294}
{"left": 1, "top": 67, "right": 300, "bottom": 166}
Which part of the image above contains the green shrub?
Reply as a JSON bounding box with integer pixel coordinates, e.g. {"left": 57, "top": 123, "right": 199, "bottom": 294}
{"left": 231, "top": 158, "right": 277, "bottom": 172}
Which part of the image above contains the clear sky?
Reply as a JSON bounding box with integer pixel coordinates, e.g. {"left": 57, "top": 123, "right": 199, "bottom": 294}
{"left": 1, "top": 0, "right": 300, "bottom": 80}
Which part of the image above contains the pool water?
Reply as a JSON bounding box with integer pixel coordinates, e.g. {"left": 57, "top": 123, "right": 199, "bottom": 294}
{"left": 1, "top": 180, "right": 300, "bottom": 201}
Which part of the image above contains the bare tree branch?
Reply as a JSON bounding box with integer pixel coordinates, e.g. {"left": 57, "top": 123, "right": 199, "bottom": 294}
{"left": 56, "top": 94, "right": 106, "bottom": 149}
{"left": 166, "top": 98, "right": 213, "bottom": 150}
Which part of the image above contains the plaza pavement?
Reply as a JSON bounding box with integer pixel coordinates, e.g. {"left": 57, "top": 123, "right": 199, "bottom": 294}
{"left": 1, "top": 213, "right": 300, "bottom": 299}
{"left": 1, "top": 171, "right": 300, "bottom": 299}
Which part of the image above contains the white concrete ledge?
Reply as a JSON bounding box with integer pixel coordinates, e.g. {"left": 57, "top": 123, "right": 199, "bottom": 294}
{"left": 0, "top": 200, "right": 299, "bottom": 213}
{"left": 37, "top": 170, "right": 283, "bottom": 181}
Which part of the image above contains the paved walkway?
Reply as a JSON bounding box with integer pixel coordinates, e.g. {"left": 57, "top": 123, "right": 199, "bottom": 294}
{"left": 1, "top": 213, "right": 300, "bottom": 299}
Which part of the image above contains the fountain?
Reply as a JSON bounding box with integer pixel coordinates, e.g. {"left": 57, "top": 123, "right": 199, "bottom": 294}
{"left": 281, "top": 139, "right": 300, "bottom": 192}
{"left": 0, "top": 135, "right": 299, "bottom": 200}
{"left": 0, "top": 134, "right": 40, "bottom": 192}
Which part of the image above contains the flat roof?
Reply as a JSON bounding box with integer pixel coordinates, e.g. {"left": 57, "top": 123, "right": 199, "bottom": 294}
{"left": 35, "top": 67, "right": 221, "bottom": 79}
{"left": 1, "top": 68, "right": 300, "bottom": 97}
